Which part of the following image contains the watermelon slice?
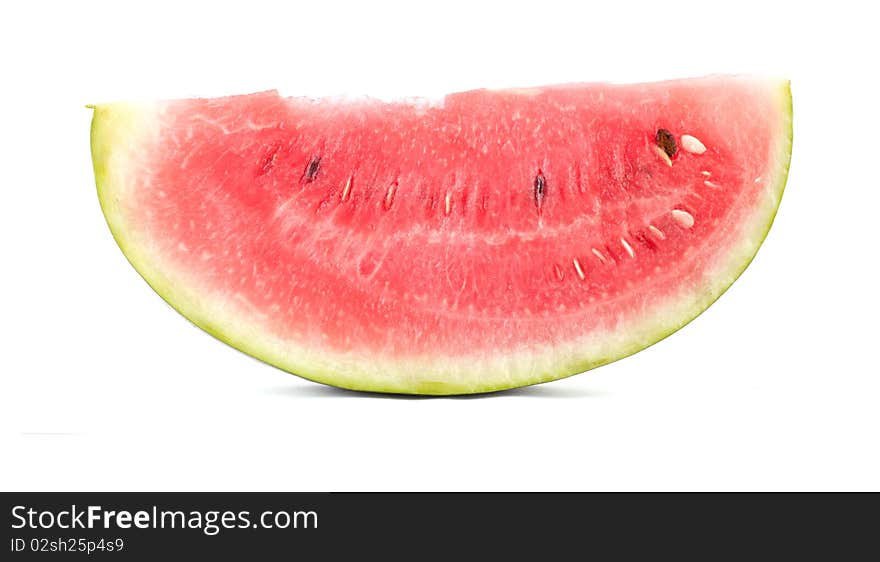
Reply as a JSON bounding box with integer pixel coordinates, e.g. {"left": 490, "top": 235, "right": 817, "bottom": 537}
{"left": 90, "top": 76, "right": 792, "bottom": 395}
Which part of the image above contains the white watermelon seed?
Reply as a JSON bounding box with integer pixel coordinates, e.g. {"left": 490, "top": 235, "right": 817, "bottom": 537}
{"left": 703, "top": 180, "right": 719, "bottom": 189}
{"left": 681, "top": 135, "right": 707, "bottom": 154}
{"left": 591, "top": 247, "right": 608, "bottom": 264}
{"left": 647, "top": 225, "right": 666, "bottom": 240}
{"left": 384, "top": 181, "right": 397, "bottom": 209}
{"left": 572, "top": 258, "right": 586, "bottom": 280}
{"left": 754, "top": 176, "right": 762, "bottom": 183}
{"left": 620, "top": 237, "right": 635, "bottom": 258}
{"left": 671, "top": 209, "right": 695, "bottom": 228}
{"left": 341, "top": 176, "right": 352, "bottom": 201}
{"left": 654, "top": 145, "right": 673, "bottom": 166}
{"left": 701, "top": 171, "right": 711, "bottom": 176}
{"left": 445, "top": 191, "right": 452, "bottom": 215}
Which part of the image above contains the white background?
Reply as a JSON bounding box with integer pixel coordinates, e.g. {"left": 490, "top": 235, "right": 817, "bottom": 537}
{"left": 1, "top": 0, "right": 878, "bottom": 491}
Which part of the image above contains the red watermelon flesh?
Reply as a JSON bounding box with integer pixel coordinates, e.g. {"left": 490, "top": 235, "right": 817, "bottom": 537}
{"left": 90, "top": 76, "right": 792, "bottom": 394}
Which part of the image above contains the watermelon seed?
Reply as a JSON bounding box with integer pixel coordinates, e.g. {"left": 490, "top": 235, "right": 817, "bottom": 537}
{"left": 591, "top": 247, "right": 608, "bottom": 264}
{"left": 383, "top": 180, "right": 398, "bottom": 210}
{"left": 703, "top": 180, "right": 719, "bottom": 189}
{"left": 554, "top": 263, "right": 565, "bottom": 281}
{"left": 681, "top": 134, "right": 707, "bottom": 154}
{"left": 444, "top": 191, "right": 452, "bottom": 215}
{"left": 259, "top": 145, "right": 280, "bottom": 174}
{"left": 620, "top": 237, "right": 635, "bottom": 258}
{"left": 671, "top": 209, "right": 695, "bottom": 228}
{"left": 572, "top": 258, "right": 586, "bottom": 280}
{"left": 603, "top": 244, "right": 619, "bottom": 263}
{"left": 534, "top": 172, "right": 546, "bottom": 212}
{"left": 575, "top": 163, "right": 585, "bottom": 193}
{"left": 701, "top": 170, "right": 712, "bottom": 177}
{"left": 647, "top": 224, "right": 666, "bottom": 240}
{"left": 653, "top": 145, "right": 673, "bottom": 167}
{"left": 341, "top": 176, "right": 353, "bottom": 201}
{"left": 302, "top": 156, "right": 321, "bottom": 183}
{"left": 634, "top": 231, "right": 658, "bottom": 251}
{"left": 655, "top": 128, "right": 678, "bottom": 158}
{"left": 754, "top": 176, "right": 762, "bottom": 184}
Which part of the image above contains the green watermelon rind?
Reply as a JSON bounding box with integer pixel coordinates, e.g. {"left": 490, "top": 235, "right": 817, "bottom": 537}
{"left": 90, "top": 81, "right": 792, "bottom": 395}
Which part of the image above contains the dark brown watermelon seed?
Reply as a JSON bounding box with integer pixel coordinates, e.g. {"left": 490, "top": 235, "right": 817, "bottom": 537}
{"left": 302, "top": 156, "right": 321, "bottom": 183}
{"left": 655, "top": 129, "right": 677, "bottom": 159}
{"left": 534, "top": 171, "right": 546, "bottom": 212}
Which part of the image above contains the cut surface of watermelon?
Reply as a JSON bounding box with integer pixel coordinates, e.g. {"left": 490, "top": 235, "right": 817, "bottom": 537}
{"left": 91, "top": 76, "right": 792, "bottom": 394}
